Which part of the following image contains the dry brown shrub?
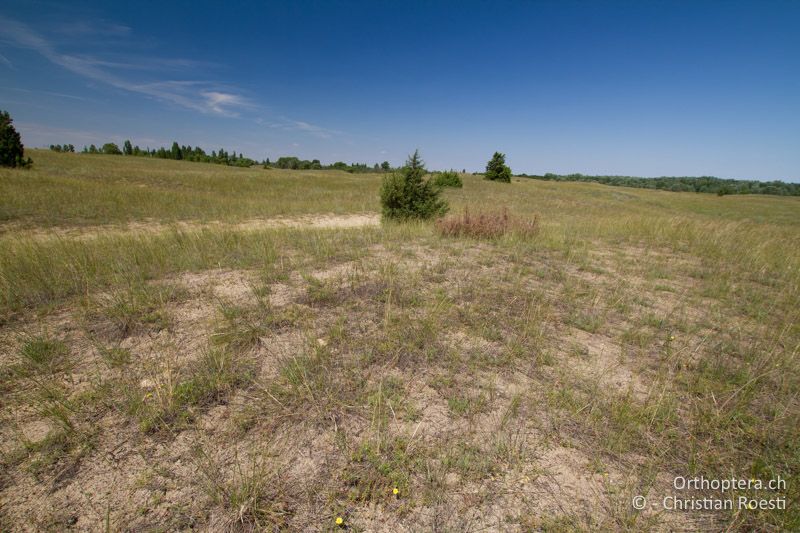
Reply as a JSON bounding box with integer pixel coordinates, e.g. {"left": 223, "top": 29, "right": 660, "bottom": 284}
{"left": 435, "top": 207, "right": 538, "bottom": 238}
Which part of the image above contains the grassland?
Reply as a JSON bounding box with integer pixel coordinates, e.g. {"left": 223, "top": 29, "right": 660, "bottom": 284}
{"left": 0, "top": 150, "right": 798, "bottom": 531}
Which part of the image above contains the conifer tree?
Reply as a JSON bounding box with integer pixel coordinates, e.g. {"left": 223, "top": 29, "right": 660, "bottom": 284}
{"left": 0, "top": 110, "right": 31, "bottom": 167}
{"left": 485, "top": 151, "right": 512, "bottom": 183}
{"left": 380, "top": 150, "right": 448, "bottom": 220}
{"left": 171, "top": 141, "right": 183, "bottom": 160}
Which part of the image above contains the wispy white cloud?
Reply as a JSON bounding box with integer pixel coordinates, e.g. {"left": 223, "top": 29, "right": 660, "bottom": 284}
{"left": 55, "top": 20, "right": 132, "bottom": 38}
{"left": 266, "top": 117, "right": 343, "bottom": 139}
{"left": 64, "top": 54, "right": 215, "bottom": 72}
{"left": 0, "top": 86, "right": 90, "bottom": 101}
{"left": 0, "top": 15, "right": 251, "bottom": 117}
{"left": 202, "top": 91, "right": 253, "bottom": 116}
{"left": 1, "top": 15, "right": 342, "bottom": 140}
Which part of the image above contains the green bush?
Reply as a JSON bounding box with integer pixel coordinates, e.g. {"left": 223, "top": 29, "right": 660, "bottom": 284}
{"left": 380, "top": 150, "right": 448, "bottom": 220}
{"left": 485, "top": 152, "right": 511, "bottom": 183}
{"left": 432, "top": 170, "right": 463, "bottom": 188}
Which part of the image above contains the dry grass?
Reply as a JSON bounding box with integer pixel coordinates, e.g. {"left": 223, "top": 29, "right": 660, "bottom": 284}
{"left": 435, "top": 207, "right": 538, "bottom": 238}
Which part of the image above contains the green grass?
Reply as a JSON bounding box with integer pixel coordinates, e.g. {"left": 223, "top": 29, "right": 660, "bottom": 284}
{"left": 0, "top": 149, "right": 380, "bottom": 228}
{"left": 18, "top": 335, "right": 69, "bottom": 373}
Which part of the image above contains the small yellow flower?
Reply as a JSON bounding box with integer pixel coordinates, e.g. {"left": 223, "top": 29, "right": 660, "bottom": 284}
{"left": 669, "top": 335, "right": 675, "bottom": 341}
{"left": 335, "top": 516, "right": 344, "bottom": 525}
{"left": 393, "top": 487, "right": 399, "bottom": 495}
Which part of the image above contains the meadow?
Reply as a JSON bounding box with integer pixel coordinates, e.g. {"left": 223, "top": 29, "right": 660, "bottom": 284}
{"left": 0, "top": 150, "right": 798, "bottom": 531}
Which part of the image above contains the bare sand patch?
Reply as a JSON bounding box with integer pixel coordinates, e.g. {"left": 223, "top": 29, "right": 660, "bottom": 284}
{"left": 563, "top": 327, "right": 649, "bottom": 398}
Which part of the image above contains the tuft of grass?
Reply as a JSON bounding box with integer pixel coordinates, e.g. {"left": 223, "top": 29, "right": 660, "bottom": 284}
{"left": 7, "top": 371, "right": 99, "bottom": 480}
{"left": 18, "top": 335, "right": 70, "bottom": 374}
{"left": 97, "top": 345, "right": 131, "bottom": 369}
{"left": 194, "top": 447, "right": 295, "bottom": 530}
{"left": 85, "top": 281, "right": 186, "bottom": 340}
{"left": 302, "top": 274, "right": 341, "bottom": 307}
{"left": 343, "top": 437, "right": 414, "bottom": 503}
{"left": 261, "top": 340, "right": 366, "bottom": 428}
{"left": 128, "top": 347, "right": 253, "bottom": 433}
{"left": 213, "top": 302, "right": 269, "bottom": 352}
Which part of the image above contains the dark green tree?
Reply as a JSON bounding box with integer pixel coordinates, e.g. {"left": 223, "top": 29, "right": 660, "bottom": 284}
{"left": 380, "top": 149, "right": 448, "bottom": 220}
{"left": 0, "top": 110, "right": 31, "bottom": 167}
{"left": 123, "top": 139, "right": 133, "bottom": 156}
{"left": 102, "top": 142, "right": 122, "bottom": 155}
{"left": 171, "top": 141, "right": 183, "bottom": 160}
{"left": 276, "top": 156, "right": 301, "bottom": 169}
{"left": 381, "top": 161, "right": 391, "bottom": 172}
{"left": 485, "top": 152, "right": 511, "bottom": 183}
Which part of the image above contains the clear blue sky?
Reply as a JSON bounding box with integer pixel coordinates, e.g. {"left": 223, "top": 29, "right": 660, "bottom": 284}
{"left": 1, "top": 0, "right": 798, "bottom": 179}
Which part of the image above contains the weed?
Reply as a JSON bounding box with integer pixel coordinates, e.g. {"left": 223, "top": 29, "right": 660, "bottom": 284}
{"left": 436, "top": 207, "right": 538, "bottom": 239}
{"left": 344, "top": 437, "right": 414, "bottom": 503}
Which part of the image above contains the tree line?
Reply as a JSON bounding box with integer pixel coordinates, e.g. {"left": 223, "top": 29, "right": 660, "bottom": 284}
{"left": 67, "top": 141, "right": 258, "bottom": 167}
{"left": 268, "top": 157, "right": 392, "bottom": 173}
{"left": 518, "top": 173, "right": 800, "bottom": 196}
{"left": 52, "top": 139, "right": 394, "bottom": 172}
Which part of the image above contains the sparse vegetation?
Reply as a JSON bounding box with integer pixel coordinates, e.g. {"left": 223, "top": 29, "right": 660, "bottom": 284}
{"left": 1, "top": 152, "right": 798, "bottom": 531}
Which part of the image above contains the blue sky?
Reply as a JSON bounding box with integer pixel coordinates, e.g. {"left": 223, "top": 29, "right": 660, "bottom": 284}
{"left": 1, "top": 0, "right": 798, "bottom": 179}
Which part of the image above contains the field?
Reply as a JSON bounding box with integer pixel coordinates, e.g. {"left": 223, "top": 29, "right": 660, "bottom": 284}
{"left": 1, "top": 150, "right": 798, "bottom": 531}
